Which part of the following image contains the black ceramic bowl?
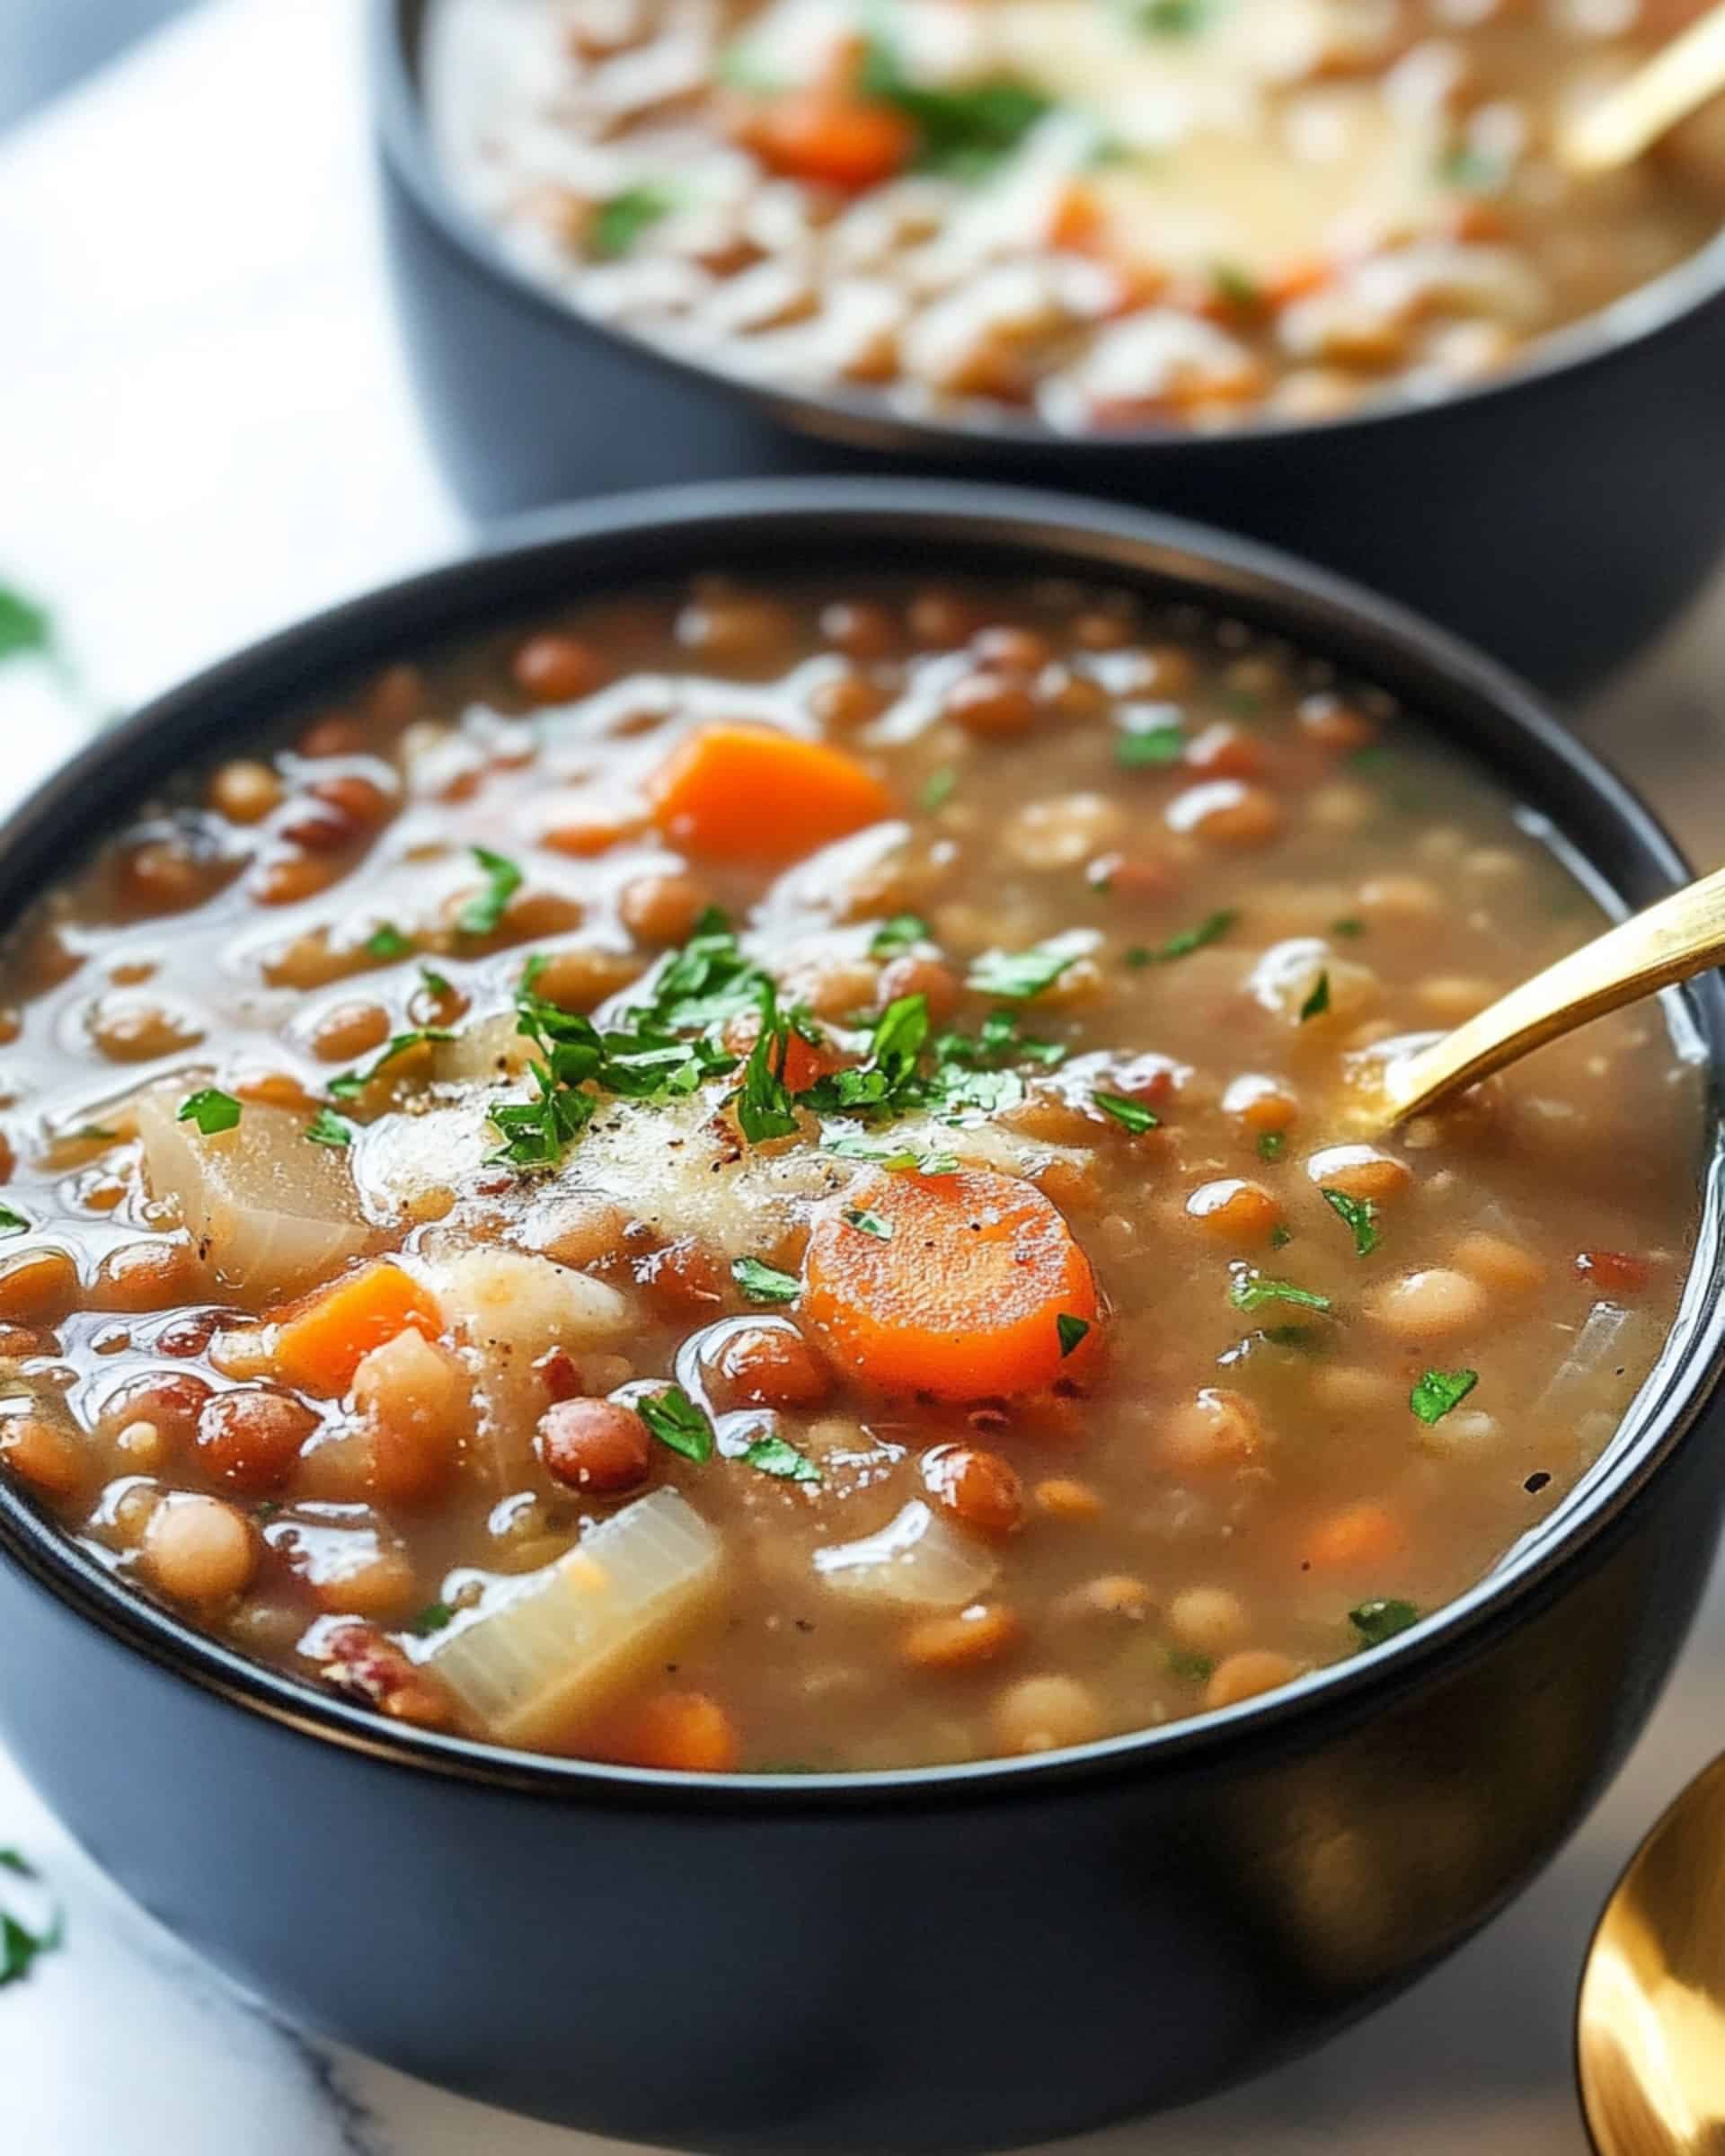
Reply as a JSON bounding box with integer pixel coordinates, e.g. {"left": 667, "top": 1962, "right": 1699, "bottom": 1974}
{"left": 1, "top": 482, "right": 1723, "bottom": 2155}
{"left": 369, "top": 0, "right": 1725, "bottom": 696}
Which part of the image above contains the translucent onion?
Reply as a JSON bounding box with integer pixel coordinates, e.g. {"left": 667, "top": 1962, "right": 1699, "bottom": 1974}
{"left": 1535, "top": 1300, "right": 1656, "bottom": 1442}
{"left": 137, "top": 1083, "right": 370, "bottom": 1303}
{"left": 813, "top": 1500, "right": 999, "bottom": 1610}
{"left": 428, "top": 1490, "right": 725, "bottom": 1746}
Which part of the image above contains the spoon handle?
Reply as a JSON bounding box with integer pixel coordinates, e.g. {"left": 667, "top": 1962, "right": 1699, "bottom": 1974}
{"left": 1382, "top": 862, "right": 1725, "bottom": 1122}
{"left": 1560, "top": 0, "right": 1725, "bottom": 172}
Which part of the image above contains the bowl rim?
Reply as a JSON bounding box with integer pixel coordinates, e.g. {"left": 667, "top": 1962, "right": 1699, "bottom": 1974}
{"left": 370, "top": 0, "right": 1725, "bottom": 461}
{"left": 2, "top": 474, "right": 1722, "bottom": 1810}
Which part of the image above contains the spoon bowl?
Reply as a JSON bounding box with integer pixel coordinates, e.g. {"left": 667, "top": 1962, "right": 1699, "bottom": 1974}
{"left": 1579, "top": 1752, "right": 1725, "bottom": 2155}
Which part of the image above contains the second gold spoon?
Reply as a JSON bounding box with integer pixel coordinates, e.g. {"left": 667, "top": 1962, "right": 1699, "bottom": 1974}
{"left": 1378, "top": 862, "right": 1725, "bottom": 1126}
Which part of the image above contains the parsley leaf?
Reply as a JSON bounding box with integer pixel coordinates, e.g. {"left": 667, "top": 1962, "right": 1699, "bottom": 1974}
{"left": 0, "top": 587, "right": 54, "bottom": 666}
{"left": 456, "top": 846, "right": 523, "bottom": 937}
{"left": 176, "top": 1087, "right": 242, "bottom": 1136}
{"left": 821, "top": 1135, "right": 958, "bottom": 1175}
{"left": 365, "top": 923, "right": 413, "bottom": 961}
{"left": 732, "top": 1255, "right": 801, "bottom": 1304}
{"left": 329, "top": 1028, "right": 456, "bottom": 1100}
{"left": 411, "top": 1602, "right": 456, "bottom": 1637}
{"left": 732, "top": 985, "right": 801, "bottom": 1144}
{"left": 743, "top": 1435, "right": 822, "bottom": 1484}
{"left": 1349, "top": 1598, "right": 1420, "bottom": 1648}
{"left": 1136, "top": 0, "right": 1209, "bottom": 30}
{"left": 1411, "top": 1368, "right": 1477, "bottom": 1424}
{"left": 919, "top": 767, "right": 957, "bottom": 811}
{"left": 0, "top": 1849, "right": 62, "bottom": 1987}
{"left": 419, "top": 965, "right": 454, "bottom": 999}
{"left": 0, "top": 1204, "right": 28, "bottom": 1237}
{"left": 1320, "top": 1187, "right": 1378, "bottom": 1256}
{"left": 1141, "top": 910, "right": 1237, "bottom": 965}
{"left": 1268, "top": 1222, "right": 1292, "bottom": 1249}
{"left": 843, "top": 1206, "right": 891, "bottom": 1240}
{"left": 591, "top": 182, "right": 677, "bottom": 258}
{"left": 640, "top": 1384, "right": 715, "bottom": 1463}
{"left": 858, "top": 36, "right": 1053, "bottom": 178}
{"left": 1057, "top": 1312, "right": 1090, "bottom": 1356}
{"left": 1256, "top": 1131, "right": 1286, "bottom": 1162}
{"left": 869, "top": 913, "right": 929, "bottom": 959}
{"left": 1116, "top": 723, "right": 1185, "bottom": 768}
{"left": 1093, "top": 1090, "right": 1158, "bottom": 1134}
{"left": 967, "top": 942, "right": 1078, "bottom": 1002}
{"left": 1298, "top": 972, "right": 1331, "bottom": 1022}
{"left": 1166, "top": 1648, "right": 1214, "bottom": 1683}
{"left": 1331, "top": 917, "right": 1365, "bottom": 939}
{"left": 304, "top": 1109, "right": 352, "bottom": 1149}
{"left": 1229, "top": 1274, "right": 1332, "bottom": 1314}
{"left": 1210, "top": 261, "right": 1261, "bottom": 311}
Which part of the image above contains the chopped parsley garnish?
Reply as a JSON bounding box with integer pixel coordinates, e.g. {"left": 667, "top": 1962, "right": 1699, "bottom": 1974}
{"left": 1139, "top": 909, "right": 1237, "bottom": 965}
{"left": 0, "top": 587, "right": 54, "bottom": 666}
{"left": 821, "top": 1135, "right": 959, "bottom": 1175}
{"left": 803, "top": 993, "right": 931, "bottom": 1121}
{"left": 859, "top": 36, "right": 1053, "bottom": 178}
{"left": 1411, "top": 1368, "right": 1478, "bottom": 1424}
{"left": 640, "top": 1384, "right": 715, "bottom": 1463}
{"left": 843, "top": 1206, "right": 892, "bottom": 1240}
{"left": 0, "top": 1849, "right": 63, "bottom": 1987}
{"left": 869, "top": 913, "right": 929, "bottom": 959}
{"left": 329, "top": 1028, "right": 456, "bottom": 1100}
{"left": 1256, "top": 1131, "right": 1287, "bottom": 1162}
{"left": 1166, "top": 1648, "right": 1214, "bottom": 1683}
{"left": 1268, "top": 1222, "right": 1292, "bottom": 1250}
{"left": 743, "top": 1435, "right": 822, "bottom": 1484}
{"left": 365, "top": 923, "right": 413, "bottom": 960}
{"left": 411, "top": 1602, "right": 456, "bottom": 1637}
{"left": 967, "top": 942, "right": 1078, "bottom": 1002}
{"left": 456, "top": 846, "right": 523, "bottom": 936}
{"left": 1229, "top": 1274, "right": 1331, "bottom": 1315}
{"left": 1298, "top": 972, "right": 1331, "bottom": 1022}
{"left": 1331, "top": 917, "right": 1365, "bottom": 939}
{"left": 732, "top": 985, "right": 801, "bottom": 1144}
{"left": 419, "top": 965, "right": 454, "bottom": 999}
{"left": 303, "top": 1109, "right": 352, "bottom": 1149}
{"left": 1320, "top": 1187, "right": 1378, "bottom": 1256}
{"left": 1349, "top": 1598, "right": 1420, "bottom": 1648}
{"left": 732, "top": 1255, "right": 801, "bottom": 1305}
{"left": 919, "top": 767, "right": 958, "bottom": 812}
{"left": 1210, "top": 261, "right": 1261, "bottom": 311}
{"left": 1056, "top": 1312, "right": 1090, "bottom": 1356}
{"left": 1135, "top": 0, "right": 1210, "bottom": 31}
{"left": 1115, "top": 723, "right": 1185, "bottom": 768}
{"left": 0, "top": 1204, "right": 28, "bottom": 1237}
{"left": 1093, "top": 1090, "right": 1158, "bottom": 1134}
{"left": 1261, "top": 1323, "right": 1319, "bottom": 1349}
{"left": 176, "top": 1087, "right": 242, "bottom": 1136}
{"left": 591, "top": 182, "right": 677, "bottom": 259}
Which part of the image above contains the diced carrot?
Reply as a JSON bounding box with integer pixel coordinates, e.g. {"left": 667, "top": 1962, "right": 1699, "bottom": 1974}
{"left": 1576, "top": 1249, "right": 1650, "bottom": 1295}
{"left": 740, "top": 90, "right": 916, "bottom": 190}
{"left": 1263, "top": 254, "right": 1333, "bottom": 307}
{"left": 722, "top": 1009, "right": 843, "bottom": 1092}
{"left": 649, "top": 724, "right": 894, "bottom": 864}
{"left": 270, "top": 1261, "right": 438, "bottom": 1398}
{"left": 801, "top": 1168, "right": 1101, "bottom": 1401}
{"left": 1303, "top": 1501, "right": 1406, "bottom": 1573}
{"left": 599, "top": 1690, "right": 741, "bottom": 1773}
{"left": 1048, "top": 180, "right": 1104, "bottom": 252}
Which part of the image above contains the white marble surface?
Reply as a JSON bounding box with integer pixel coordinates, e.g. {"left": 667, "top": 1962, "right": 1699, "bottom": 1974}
{"left": 3, "top": 3, "right": 1725, "bottom": 2148}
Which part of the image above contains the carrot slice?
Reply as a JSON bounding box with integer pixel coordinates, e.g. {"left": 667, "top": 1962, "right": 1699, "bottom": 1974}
{"left": 740, "top": 90, "right": 916, "bottom": 190}
{"left": 801, "top": 1168, "right": 1100, "bottom": 1400}
{"left": 596, "top": 1689, "right": 741, "bottom": 1772}
{"left": 270, "top": 1261, "right": 438, "bottom": 1397}
{"left": 649, "top": 724, "right": 894, "bottom": 864}
{"left": 1303, "top": 1501, "right": 1406, "bottom": 1573}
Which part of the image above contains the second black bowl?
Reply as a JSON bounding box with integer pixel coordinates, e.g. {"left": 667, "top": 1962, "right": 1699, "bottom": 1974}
{"left": 370, "top": 0, "right": 1725, "bottom": 696}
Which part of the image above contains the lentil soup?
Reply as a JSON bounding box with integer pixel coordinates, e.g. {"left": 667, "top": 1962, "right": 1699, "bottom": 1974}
{"left": 428, "top": 0, "right": 1725, "bottom": 431}
{"left": 0, "top": 573, "right": 1701, "bottom": 1772}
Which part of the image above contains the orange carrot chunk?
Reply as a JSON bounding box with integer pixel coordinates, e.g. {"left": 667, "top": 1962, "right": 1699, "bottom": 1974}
{"left": 270, "top": 1261, "right": 438, "bottom": 1398}
{"left": 597, "top": 1689, "right": 742, "bottom": 1773}
{"left": 801, "top": 1168, "right": 1100, "bottom": 1401}
{"left": 741, "top": 90, "right": 916, "bottom": 190}
{"left": 649, "top": 724, "right": 894, "bottom": 864}
{"left": 1303, "top": 1501, "right": 1406, "bottom": 1573}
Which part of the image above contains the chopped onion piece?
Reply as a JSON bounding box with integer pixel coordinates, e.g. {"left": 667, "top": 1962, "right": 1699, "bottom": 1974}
{"left": 1535, "top": 1300, "right": 1655, "bottom": 1427}
{"left": 428, "top": 1490, "right": 724, "bottom": 1746}
{"left": 136, "top": 1082, "right": 370, "bottom": 1303}
{"left": 814, "top": 1500, "right": 998, "bottom": 1610}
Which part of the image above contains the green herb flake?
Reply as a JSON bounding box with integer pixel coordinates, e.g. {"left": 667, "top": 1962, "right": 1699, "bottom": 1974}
{"left": 868, "top": 913, "right": 930, "bottom": 959}
{"left": 1331, "top": 917, "right": 1365, "bottom": 939}
{"left": 967, "top": 942, "right": 1078, "bottom": 1002}
{"left": 456, "top": 846, "right": 523, "bottom": 937}
{"left": 1093, "top": 1090, "right": 1158, "bottom": 1135}
{"left": 1056, "top": 1312, "right": 1090, "bottom": 1357}
{"left": 858, "top": 37, "right": 1053, "bottom": 178}
{"left": 1115, "top": 723, "right": 1185, "bottom": 768}
{"left": 411, "top": 1602, "right": 456, "bottom": 1638}
{"left": 1261, "top": 1323, "right": 1319, "bottom": 1350}
{"left": 329, "top": 1029, "right": 456, "bottom": 1100}
{"left": 419, "top": 965, "right": 454, "bottom": 1000}
{"left": 843, "top": 1206, "right": 892, "bottom": 1241}
{"left": 1349, "top": 1598, "right": 1420, "bottom": 1648}
{"left": 1269, "top": 1222, "right": 1292, "bottom": 1249}
{"left": 0, "top": 1204, "right": 28, "bottom": 1238}
{"left": 640, "top": 1384, "right": 716, "bottom": 1463}
{"left": 1298, "top": 972, "right": 1331, "bottom": 1023}
{"left": 1136, "top": 0, "right": 1209, "bottom": 31}
{"left": 176, "top": 1087, "right": 243, "bottom": 1136}
{"left": 732, "top": 986, "right": 801, "bottom": 1145}
{"left": 303, "top": 1108, "right": 353, "bottom": 1149}
{"left": 1256, "top": 1131, "right": 1287, "bottom": 1162}
{"left": 1229, "top": 1274, "right": 1331, "bottom": 1315}
{"left": 1148, "top": 909, "right": 1237, "bottom": 964}
{"left": 742, "top": 1435, "right": 822, "bottom": 1485}
{"left": 591, "top": 183, "right": 677, "bottom": 259}
{"left": 0, "top": 586, "right": 53, "bottom": 667}
{"left": 1411, "top": 1368, "right": 1478, "bottom": 1424}
{"left": 1321, "top": 1187, "right": 1378, "bottom": 1257}
{"left": 1166, "top": 1648, "right": 1215, "bottom": 1683}
{"left": 919, "top": 767, "right": 958, "bottom": 812}
{"left": 1210, "top": 260, "right": 1261, "bottom": 310}
{"left": 732, "top": 1255, "right": 801, "bottom": 1305}
{"left": 365, "top": 923, "right": 413, "bottom": 961}
{"left": 0, "top": 1850, "right": 62, "bottom": 1988}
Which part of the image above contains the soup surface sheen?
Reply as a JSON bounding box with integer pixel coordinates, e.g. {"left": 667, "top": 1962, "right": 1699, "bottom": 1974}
{"left": 0, "top": 576, "right": 1701, "bottom": 1771}
{"left": 429, "top": 0, "right": 1725, "bottom": 429}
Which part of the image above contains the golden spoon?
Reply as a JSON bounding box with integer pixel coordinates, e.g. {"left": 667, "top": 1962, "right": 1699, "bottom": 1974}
{"left": 1578, "top": 1751, "right": 1725, "bottom": 2155}
{"left": 1558, "top": 0, "right": 1725, "bottom": 173}
{"left": 1377, "top": 862, "right": 1725, "bottom": 1125}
